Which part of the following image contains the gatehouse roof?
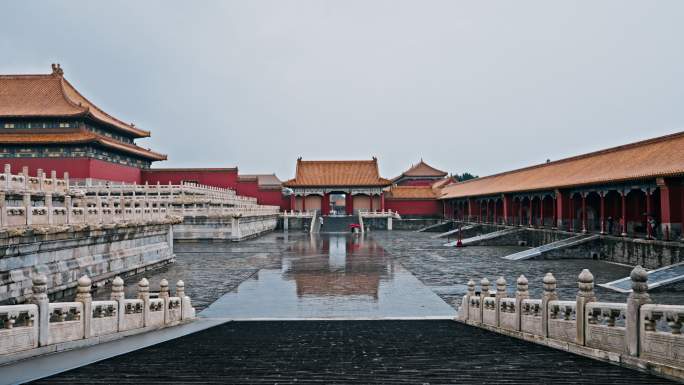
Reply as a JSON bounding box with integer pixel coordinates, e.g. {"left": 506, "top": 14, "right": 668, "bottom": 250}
{"left": 393, "top": 159, "right": 447, "bottom": 181}
{"left": 284, "top": 158, "right": 391, "bottom": 187}
{"left": 0, "top": 64, "right": 150, "bottom": 138}
{"left": 439, "top": 130, "right": 684, "bottom": 199}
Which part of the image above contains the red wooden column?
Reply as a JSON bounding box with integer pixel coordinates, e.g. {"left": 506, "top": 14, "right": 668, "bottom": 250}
{"left": 380, "top": 193, "right": 385, "bottom": 211}
{"left": 568, "top": 195, "right": 574, "bottom": 232}
{"left": 485, "top": 200, "right": 490, "bottom": 223}
{"left": 646, "top": 188, "right": 652, "bottom": 239}
{"left": 552, "top": 195, "right": 557, "bottom": 229}
{"left": 479, "top": 201, "right": 483, "bottom": 223}
{"left": 493, "top": 200, "right": 498, "bottom": 224}
{"left": 518, "top": 199, "right": 523, "bottom": 226}
{"left": 528, "top": 198, "right": 533, "bottom": 227}
{"left": 302, "top": 194, "right": 306, "bottom": 212}
{"left": 599, "top": 192, "right": 606, "bottom": 234}
{"left": 621, "top": 191, "right": 627, "bottom": 236}
{"left": 502, "top": 195, "right": 510, "bottom": 225}
{"left": 369, "top": 194, "right": 374, "bottom": 212}
{"left": 322, "top": 193, "right": 330, "bottom": 215}
{"left": 345, "top": 194, "right": 354, "bottom": 215}
{"left": 539, "top": 197, "right": 544, "bottom": 228}
{"left": 290, "top": 194, "right": 295, "bottom": 212}
{"left": 581, "top": 193, "right": 587, "bottom": 233}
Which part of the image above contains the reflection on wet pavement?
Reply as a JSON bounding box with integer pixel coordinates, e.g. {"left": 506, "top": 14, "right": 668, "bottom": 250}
{"left": 201, "top": 234, "right": 456, "bottom": 319}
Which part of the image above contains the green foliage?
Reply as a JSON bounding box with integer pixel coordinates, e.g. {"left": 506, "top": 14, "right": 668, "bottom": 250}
{"left": 454, "top": 172, "right": 478, "bottom": 182}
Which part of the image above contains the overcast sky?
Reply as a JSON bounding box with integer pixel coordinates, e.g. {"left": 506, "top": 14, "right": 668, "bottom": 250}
{"left": 2, "top": 1, "right": 683, "bottom": 179}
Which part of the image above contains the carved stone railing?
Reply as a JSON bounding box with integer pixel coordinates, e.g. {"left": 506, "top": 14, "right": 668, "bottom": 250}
{"left": 358, "top": 209, "right": 401, "bottom": 219}
{"left": 520, "top": 299, "right": 543, "bottom": 335}
{"left": 547, "top": 300, "right": 577, "bottom": 343}
{"left": 457, "top": 266, "right": 684, "bottom": 380}
{"left": 0, "top": 165, "right": 69, "bottom": 195}
{"left": 585, "top": 302, "right": 627, "bottom": 354}
{"left": 0, "top": 166, "right": 279, "bottom": 229}
{"left": 0, "top": 274, "right": 195, "bottom": 362}
{"left": 640, "top": 304, "right": 684, "bottom": 367}
{"left": 281, "top": 210, "right": 316, "bottom": 218}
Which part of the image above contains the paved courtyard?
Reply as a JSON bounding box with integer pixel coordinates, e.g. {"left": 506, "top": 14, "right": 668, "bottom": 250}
{"left": 49, "top": 230, "right": 684, "bottom": 384}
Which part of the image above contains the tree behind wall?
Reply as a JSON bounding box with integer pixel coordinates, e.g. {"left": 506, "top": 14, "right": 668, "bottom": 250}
{"left": 454, "top": 172, "right": 478, "bottom": 182}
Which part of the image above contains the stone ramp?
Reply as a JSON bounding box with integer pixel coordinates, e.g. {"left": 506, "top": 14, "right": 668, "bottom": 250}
{"left": 444, "top": 227, "right": 523, "bottom": 247}
{"left": 503, "top": 234, "right": 599, "bottom": 261}
{"left": 431, "top": 224, "right": 478, "bottom": 239}
{"left": 320, "top": 216, "right": 357, "bottom": 233}
{"left": 599, "top": 262, "right": 684, "bottom": 293}
{"left": 35, "top": 321, "right": 676, "bottom": 384}
{"left": 416, "top": 220, "right": 452, "bottom": 232}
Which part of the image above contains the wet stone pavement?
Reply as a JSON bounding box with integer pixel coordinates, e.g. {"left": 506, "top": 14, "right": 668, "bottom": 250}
{"left": 42, "top": 230, "right": 684, "bottom": 383}
{"left": 36, "top": 321, "right": 677, "bottom": 384}
{"left": 369, "top": 230, "right": 684, "bottom": 307}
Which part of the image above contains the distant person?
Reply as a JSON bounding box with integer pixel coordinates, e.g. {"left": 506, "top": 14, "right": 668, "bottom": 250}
{"left": 606, "top": 216, "right": 614, "bottom": 234}
{"left": 649, "top": 217, "right": 658, "bottom": 239}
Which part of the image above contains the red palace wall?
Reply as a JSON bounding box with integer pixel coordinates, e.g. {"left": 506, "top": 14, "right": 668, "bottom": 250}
{"left": 141, "top": 169, "right": 238, "bottom": 189}
{"left": 235, "top": 180, "right": 259, "bottom": 198}
{"left": 1, "top": 157, "right": 142, "bottom": 183}
{"left": 384, "top": 199, "right": 442, "bottom": 217}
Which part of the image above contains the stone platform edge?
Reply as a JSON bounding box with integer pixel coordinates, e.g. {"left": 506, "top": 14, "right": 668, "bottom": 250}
{"left": 0, "top": 318, "right": 195, "bottom": 367}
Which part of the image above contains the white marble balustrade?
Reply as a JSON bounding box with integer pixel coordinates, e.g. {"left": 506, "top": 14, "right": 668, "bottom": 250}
{"left": 457, "top": 266, "right": 684, "bottom": 380}
{"left": 0, "top": 274, "right": 195, "bottom": 360}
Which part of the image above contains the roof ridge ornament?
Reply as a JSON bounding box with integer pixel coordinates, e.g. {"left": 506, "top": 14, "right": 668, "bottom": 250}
{"left": 51, "top": 63, "right": 64, "bottom": 77}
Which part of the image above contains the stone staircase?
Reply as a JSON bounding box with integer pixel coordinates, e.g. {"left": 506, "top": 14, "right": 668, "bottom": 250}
{"left": 320, "top": 216, "right": 358, "bottom": 233}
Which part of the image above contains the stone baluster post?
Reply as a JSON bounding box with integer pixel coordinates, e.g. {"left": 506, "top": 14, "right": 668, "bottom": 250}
{"left": 63, "top": 171, "right": 69, "bottom": 191}
{"left": 4, "top": 164, "right": 10, "bottom": 190}
{"left": 495, "top": 276, "right": 507, "bottom": 327}
{"left": 65, "top": 195, "right": 72, "bottom": 225}
{"left": 626, "top": 265, "right": 651, "bottom": 356}
{"left": 137, "top": 278, "right": 150, "bottom": 327}
{"left": 159, "top": 278, "right": 170, "bottom": 324}
{"left": 31, "top": 274, "right": 49, "bottom": 346}
{"left": 21, "top": 166, "right": 29, "bottom": 190}
{"left": 0, "top": 191, "right": 6, "bottom": 228}
{"left": 542, "top": 272, "right": 558, "bottom": 337}
{"left": 96, "top": 194, "right": 104, "bottom": 224}
{"left": 110, "top": 276, "right": 125, "bottom": 332}
{"left": 480, "top": 277, "right": 490, "bottom": 323}
{"left": 24, "top": 192, "right": 32, "bottom": 226}
{"left": 176, "top": 280, "right": 186, "bottom": 320}
{"left": 46, "top": 192, "right": 53, "bottom": 225}
{"left": 37, "top": 168, "right": 44, "bottom": 192}
{"left": 75, "top": 275, "right": 92, "bottom": 339}
{"left": 120, "top": 193, "right": 126, "bottom": 221}
{"left": 515, "top": 275, "right": 529, "bottom": 331}
{"left": 462, "top": 279, "right": 475, "bottom": 321}
{"left": 50, "top": 170, "right": 57, "bottom": 193}
{"left": 232, "top": 214, "right": 242, "bottom": 241}
{"left": 576, "top": 269, "right": 596, "bottom": 345}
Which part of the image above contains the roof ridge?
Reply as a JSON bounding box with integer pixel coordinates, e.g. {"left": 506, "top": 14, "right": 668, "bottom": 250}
{"left": 60, "top": 77, "right": 151, "bottom": 137}
{"left": 448, "top": 129, "right": 684, "bottom": 188}
{"left": 56, "top": 76, "right": 90, "bottom": 115}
